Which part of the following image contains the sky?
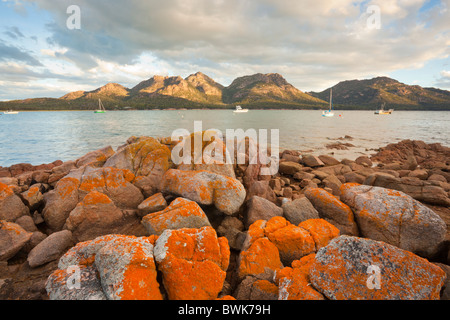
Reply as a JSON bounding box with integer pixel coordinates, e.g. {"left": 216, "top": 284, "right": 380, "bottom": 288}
{"left": 0, "top": 0, "right": 449, "bottom": 100}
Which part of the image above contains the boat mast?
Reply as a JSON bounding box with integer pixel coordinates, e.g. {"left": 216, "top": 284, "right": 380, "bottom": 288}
{"left": 98, "top": 99, "right": 105, "bottom": 111}
{"left": 330, "top": 88, "right": 333, "bottom": 111}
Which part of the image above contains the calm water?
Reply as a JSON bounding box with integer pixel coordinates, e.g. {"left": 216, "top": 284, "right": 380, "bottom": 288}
{"left": 0, "top": 110, "right": 449, "bottom": 167}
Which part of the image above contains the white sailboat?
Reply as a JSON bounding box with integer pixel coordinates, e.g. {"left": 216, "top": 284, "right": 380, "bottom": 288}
{"left": 233, "top": 105, "right": 248, "bottom": 113}
{"left": 94, "top": 99, "right": 106, "bottom": 113}
{"left": 322, "top": 89, "right": 334, "bottom": 117}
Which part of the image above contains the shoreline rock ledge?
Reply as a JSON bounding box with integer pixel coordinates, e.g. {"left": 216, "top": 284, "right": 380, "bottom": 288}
{"left": 0, "top": 137, "right": 449, "bottom": 300}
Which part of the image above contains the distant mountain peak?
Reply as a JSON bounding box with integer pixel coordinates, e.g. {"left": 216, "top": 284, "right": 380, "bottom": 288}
{"left": 223, "top": 73, "right": 323, "bottom": 105}
{"left": 310, "top": 76, "right": 450, "bottom": 108}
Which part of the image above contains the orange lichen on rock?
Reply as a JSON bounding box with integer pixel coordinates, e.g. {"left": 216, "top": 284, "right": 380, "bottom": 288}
{"left": 0, "top": 182, "right": 15, "bottom": 200}
{"left": 304, "top": 187, "right": 358, "bottom": 236}
{"left": 97, "top": 238, "right": 163, "bottom": 300}
{"left": 50, "top": 234, "right": 163, "bottom": 300}
{"left": 243, "top": 219, "right": 267, "bottom": 249}
{"left": 154, "top": 226, "right": 229, "bottom": 300}
{"left": 238, "top": 237, "right": 283, "bottom": 279}
{"left": 161, "top": 169, "right": 246, "bottom": 215}
{"left": 309, "top": 235, "right": 447, "bottom": 300}
{"left": 339, "top": 183, "right": 446, "bottom": 258}
{"left": 58, "top": 234, "right": 134, "bottom": 268}
{"left": 298, "top": 219, "right": 340, "bottom": 250}
{"left": 79, "top": 167, "right": 130, "bottom": 193}
{"left": 55, "top": 177, "right": 80, "bottom": 199}
{"left": 104, "top": 136, "right": 172, "bottom": 178}
{"left": 80, "top": 190, "right": 113, "bottom": 206}
{"left": 141, "top": 197, "right": 211, "bottom": 235}
{"left": 266, "top": 222, "right": 315, "bottom": 265}
{"left": 263, "top": 216, "right": 289, "bottom": 236}
{"left": 277, "top": 253, "right": 325, "bottom": 300}
{"left": 339, "top": 182, "right": 361, "bottom": 194}
{"left": 260, "top": 216, "right": 315, "bottom": 265}
{"left": 216, "top": 295, "right": 236, "bottom": 300}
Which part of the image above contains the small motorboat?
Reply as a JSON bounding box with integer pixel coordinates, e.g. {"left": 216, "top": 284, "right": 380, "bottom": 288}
{"left": 375, "top": 103, "right": 394, "bottom": 115}
{"left": 3, "top": 110, "right": 19, "bottom": 114}
{"left": 233, "top": 105, "right": 248, "bottom": 113}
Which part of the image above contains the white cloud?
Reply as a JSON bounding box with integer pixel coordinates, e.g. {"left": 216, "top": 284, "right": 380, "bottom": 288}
{"left": 0, "top": 0, "right": 448, "bottom": 99}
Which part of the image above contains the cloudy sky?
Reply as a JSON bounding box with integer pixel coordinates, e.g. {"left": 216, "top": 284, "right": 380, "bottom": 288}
{"left": 0, "top": 0, "right": 449, "bottom": 100}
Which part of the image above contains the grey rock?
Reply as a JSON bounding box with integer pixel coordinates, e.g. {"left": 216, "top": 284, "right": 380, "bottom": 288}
{"left": 27, "top": 230, "right": 74, "bottom": 268}
{"left": 340, "top": 184, "right": 447, "bottom": 258}
{"left": 245, "top": 196, "right": 283, "bottom": 228}
{"left": 282, "top": 197, "right": 319, "bottom": 225}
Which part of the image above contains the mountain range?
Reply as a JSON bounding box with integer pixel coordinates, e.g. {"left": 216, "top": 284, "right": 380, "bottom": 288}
{"left": 1, "top": 73, "right": 449, "bottom": 111}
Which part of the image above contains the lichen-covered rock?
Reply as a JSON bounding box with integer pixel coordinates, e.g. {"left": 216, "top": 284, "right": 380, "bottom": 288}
{"left": 161, "top": 169, "right": 246, "bottom": 215}
{"left": 64, "top": 191, "right": 145, "bottom": 243}
{"left": 309, "top": 236, "right": 446, "bottom": 300}
{"left": 175, "top": 131, "right": 235, "bottom": 179}
{"left": 42, "top": 177, "right": 80, "bottom": 231}
{"left": 137, "top": 193, "right": 168, "bottom": 217}
{"left": 340, "top": 183, "right": 447, "bottom": 258}
{"left": 48, "top": 234, "right": 163, "bottom": 300}
{"left": 141, "top": 197, "right": 211, "bottom": 236}
{"left": 94, "top": 237, "right": 162, "bottom": 300}
{"left": 77, "top": 167, "right": 143, "bottom": 209}
{"left": 0, "top": 182, "right": 29, "bottom": 222}
{"left": 104, "top": 136, "right": 172, "bottom": 196}
{"left": 304, "top": 187, "right": 358, "bottom": 236}
{"left": 0, "top": 220, "right": 32, "bottom": 261}
{"left": 276, "top": 254, "right": 325, "bottom": 300}
{"left": 46, "top": 265, "right": 107, "bottom": 300}
{"left": 20, "top": 186, "right": 44, "bottom": 211}
{"left": 105, "top": 137, "right": 171, "bottom": 176}
{"left": 154, "top": 226, "right": 229, "bottom": 300}
{"left": 58, "top": 234, "right": 126, "bottom": 269}
{"left": 43, "top": 167, "right": 144, "bottom": 232}
{"left": 238, "top": 237, "right": 283, "bottom": 279}
{"left": 241, "top": 217, "right": 340, "bottom": 273}
{"left": 264, "top": 217, "right": 316, "bottom": 265}
{"left": 298, "top": 219, "right": 340, "bottom": 251}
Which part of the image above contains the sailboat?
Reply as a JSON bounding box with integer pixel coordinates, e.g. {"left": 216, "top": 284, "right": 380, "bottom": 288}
{"left": 322, "top": 88, "right": 334, "bottom": 117}
{"left": 233, "top": 105, "right": 248, "bottom": 113}
{"left": 94, "top": 99, "right": 106, "bottom": 113}
{"left": 374, "top": 102, "right": 393, "bottom": 115}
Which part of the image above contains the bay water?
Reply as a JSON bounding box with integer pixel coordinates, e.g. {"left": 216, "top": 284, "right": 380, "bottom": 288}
{"left": 0, "top": 110, "right": 448, "bottom": 167}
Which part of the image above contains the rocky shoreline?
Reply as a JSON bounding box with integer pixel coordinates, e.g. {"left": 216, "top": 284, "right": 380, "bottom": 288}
{"left": 0, "top": 136, "right": 449, "bottom": 300}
